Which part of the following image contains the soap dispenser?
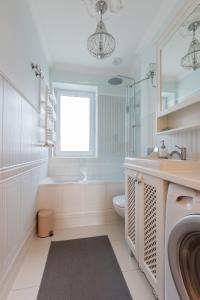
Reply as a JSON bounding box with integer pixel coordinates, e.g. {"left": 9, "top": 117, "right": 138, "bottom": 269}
{"left": 159, "top": 140, "right": 168, "bottom": 159}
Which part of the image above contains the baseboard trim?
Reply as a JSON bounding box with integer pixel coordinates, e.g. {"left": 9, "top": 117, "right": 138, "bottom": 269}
{"left": 0, "top": 226, "right": 35, "bottom": 300}
{"left": 54, "top": 209, "right": 122, "bottom": 230}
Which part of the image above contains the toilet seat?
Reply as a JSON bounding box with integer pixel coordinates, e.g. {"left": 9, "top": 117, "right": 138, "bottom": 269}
{"left": 112, "top": 195, "right": 126, "bottom": 218}
{"left": 113, "top": 195, "right": 125, "bottom": 208}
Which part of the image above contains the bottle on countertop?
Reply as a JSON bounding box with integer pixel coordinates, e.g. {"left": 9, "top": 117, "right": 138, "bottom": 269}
{"left": 159, "top": 140, "right": 168, "bottom": 159}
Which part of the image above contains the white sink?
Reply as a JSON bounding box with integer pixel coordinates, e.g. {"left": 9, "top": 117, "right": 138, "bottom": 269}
{"left": 125, "top": 157, "right": 200, "bottom": 172}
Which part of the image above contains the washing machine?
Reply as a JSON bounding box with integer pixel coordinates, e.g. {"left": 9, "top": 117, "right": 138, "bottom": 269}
{"left": 165, "top": 183, "right": 200, "bottom": 300}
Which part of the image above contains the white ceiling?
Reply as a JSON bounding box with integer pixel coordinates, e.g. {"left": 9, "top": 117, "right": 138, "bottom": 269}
{"left": 27, "top": 0, "right": 171, "bottom": 74}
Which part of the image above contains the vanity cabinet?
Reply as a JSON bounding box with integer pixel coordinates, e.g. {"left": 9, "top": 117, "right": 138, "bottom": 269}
{"left": 125, "top": 170, "right": 139, "bottom": 260}
{"left": 125, "top": 168, "right": 168, "bottom": 300}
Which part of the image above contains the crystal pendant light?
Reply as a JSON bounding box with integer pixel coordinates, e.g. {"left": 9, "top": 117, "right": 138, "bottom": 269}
{"left": 181, "top": 21, "right": 200, "bottom": 71}
{"left": 87, "top": 0, "right": 116, "bottom": 59}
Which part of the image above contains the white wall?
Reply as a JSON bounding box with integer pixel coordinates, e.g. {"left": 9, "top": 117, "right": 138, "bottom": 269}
{"left": 0, "top": 0, "right": 49, "bottom": 109}
{"left": 0, "top": 1, "right": 49, "bottom": 298}
{"left": 51, "top": 65, "right": 126, "bottom": 97}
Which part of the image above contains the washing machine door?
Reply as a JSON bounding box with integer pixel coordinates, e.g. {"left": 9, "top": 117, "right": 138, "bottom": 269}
{"left": 168, "top": 215, "right": 200, "bottom": 300}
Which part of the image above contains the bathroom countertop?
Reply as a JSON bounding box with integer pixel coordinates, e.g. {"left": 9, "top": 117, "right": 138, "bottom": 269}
{"left": 124, "top": 162, "right": 200, "bottom": 191}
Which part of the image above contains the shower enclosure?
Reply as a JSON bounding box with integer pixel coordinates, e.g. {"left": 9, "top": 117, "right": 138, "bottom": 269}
{"left": 125, "top": 84, "right": 140, "bottom": 157}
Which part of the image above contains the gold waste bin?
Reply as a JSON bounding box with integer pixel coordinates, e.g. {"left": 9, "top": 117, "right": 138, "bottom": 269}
{"left": 37, "top": 209, "right": 54, "bottom": 238}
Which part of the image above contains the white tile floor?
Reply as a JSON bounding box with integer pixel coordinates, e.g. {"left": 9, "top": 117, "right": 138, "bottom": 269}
{"left": 7, "top": 222, "right": 155, "bottom": 300}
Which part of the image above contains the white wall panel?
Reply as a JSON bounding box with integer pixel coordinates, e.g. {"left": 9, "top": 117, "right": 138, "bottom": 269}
{"left": 0, "top": 2, "right": 49, "bottom": 297}
{"left": 157, "top": 128, "right": 200, "bottom": 159}
{"left": 21, "top": 100, "right": 32, "bottom": 163}
{"left": 98, "top": 95, "right": 125, "bottom": 157}
{"left": 20, "top": 172, "right": 33, "bottom": 240}
{"left": 0, "top": 76, "right": 3, "bottom": 168}
{"left": 0, "top": 74, "right": 48, "bottom": 298}
{"left": 3, "top": 177, "right": 21, "bottom": 270}
{"left": 0, "top": 184, "right": 3, "bottom": 279}
{"left": 32, "top": 109, "right": 41, "bottom": 161}
{"left": 2, "top": 81, "right": 21, "bottom": 167}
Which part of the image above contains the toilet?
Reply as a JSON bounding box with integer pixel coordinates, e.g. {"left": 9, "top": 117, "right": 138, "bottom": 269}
{"left": 112, "top": 195, "right": 126, "bottom": 218}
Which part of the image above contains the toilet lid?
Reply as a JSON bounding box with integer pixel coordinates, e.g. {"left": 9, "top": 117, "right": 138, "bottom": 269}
{"left": 113, "top": 195, "right": 126, "bottom": 208}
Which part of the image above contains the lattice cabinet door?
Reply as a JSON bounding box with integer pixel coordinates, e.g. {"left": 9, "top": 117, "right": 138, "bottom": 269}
{"left": 125, "top": 169, "right": 140, "bottom": 260}
{"left": 139, "top": 173, "right": 168, "bottom": 300}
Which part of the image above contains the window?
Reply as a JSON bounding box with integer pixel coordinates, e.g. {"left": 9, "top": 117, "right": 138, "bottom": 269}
{"left": 56, "top": 87, "right": 97, "bottom": 157}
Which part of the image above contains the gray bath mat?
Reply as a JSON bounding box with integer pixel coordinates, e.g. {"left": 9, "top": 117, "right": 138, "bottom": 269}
{"left": 37, "top": 236, "right": 132, "bottom": 300}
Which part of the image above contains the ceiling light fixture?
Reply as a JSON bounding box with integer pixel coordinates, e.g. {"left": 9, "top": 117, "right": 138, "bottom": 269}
{"left": 82, "top": 0, "right": 123, "bottom": 17}
{"left": 87, "top": 0, "right": 116, "bottom": 59}
{"left": 181, "top": 21, "right": 200, "bottom": 71}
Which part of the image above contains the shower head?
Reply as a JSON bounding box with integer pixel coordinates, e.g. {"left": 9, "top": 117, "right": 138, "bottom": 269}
{"left": 108, "top": 77, "right": 123, "bottom": 85}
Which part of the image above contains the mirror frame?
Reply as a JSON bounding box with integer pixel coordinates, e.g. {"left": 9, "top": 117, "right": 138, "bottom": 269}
{"left": 157, "top": 0, "right": 200, "bottom": 117}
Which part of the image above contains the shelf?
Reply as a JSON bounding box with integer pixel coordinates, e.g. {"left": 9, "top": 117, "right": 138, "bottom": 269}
{"left": 158, "top": 89, "right": 200, "bottom": 118}
{"left": 156, "top": 124, "right": 200, "bottom": 135}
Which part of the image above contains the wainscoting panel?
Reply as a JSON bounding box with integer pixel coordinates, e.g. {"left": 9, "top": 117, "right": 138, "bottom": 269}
{"left": 20, "top": 172, "right": 33, "bottom": 240}
{"left": 0, "top": 184, "right": 3, "bottom": 280}
{"left": 98, "top": 94, "right": 125, "bottom": 157}
{"left": 0, "top": 72, "right": 48, "bottom": 299}
{"left": 3, "top": 177, "right": 21, "bottom": 272}
{"left": 2, "top": 80, "right": 22, "bottom": 167}
{"left": 0, "top": 163, "right": 48, "bottom": 299}
{"left": 0, "top": 76, "right": 3, "bottom": 168}
{"left": 157, "top": 128, "right": 200, "bottom": 159}
{"left": 21, "top": 99, "right": 33, "bottom": 164}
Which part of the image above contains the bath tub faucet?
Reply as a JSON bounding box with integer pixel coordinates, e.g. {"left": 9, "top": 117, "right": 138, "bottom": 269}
{"left": 169, "top": 145, "right": 187, "bottom": 160}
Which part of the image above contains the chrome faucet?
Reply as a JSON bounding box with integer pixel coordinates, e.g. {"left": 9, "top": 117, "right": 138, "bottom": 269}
{"left": 169, "top": 145, "right": 187, "bottom": 160}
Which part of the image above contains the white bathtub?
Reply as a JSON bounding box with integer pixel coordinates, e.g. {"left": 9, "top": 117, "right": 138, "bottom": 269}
{"left": 37, "top": 176, "right": 125, "bottom": 229}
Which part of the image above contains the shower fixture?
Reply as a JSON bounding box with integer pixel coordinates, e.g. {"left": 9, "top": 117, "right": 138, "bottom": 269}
{"left": 181, "top": 21, "right": 200, "bottom": 71}
{"left": 118, "top": 63, "right": 157, "bottom": 88}
{"left": 108, "top": 74, "right": 134, "bottom": 85}
{"left": 147, "top": 63, "right": 157, "bottom": 87}
{"left": 108, "top": 77, "right": 123, "bottom": 85}
{"left": 87, "top": 0, "right": 116, "bottom": 59}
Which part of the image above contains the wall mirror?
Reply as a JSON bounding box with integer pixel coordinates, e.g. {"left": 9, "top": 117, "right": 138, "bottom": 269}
{"left": 160, "top": 4, "right": 200, "bottom": 113}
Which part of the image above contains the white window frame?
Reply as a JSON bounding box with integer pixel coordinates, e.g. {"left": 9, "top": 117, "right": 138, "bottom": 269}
{"left": 56, "top": 87, "right": 97, "bottom": 158}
